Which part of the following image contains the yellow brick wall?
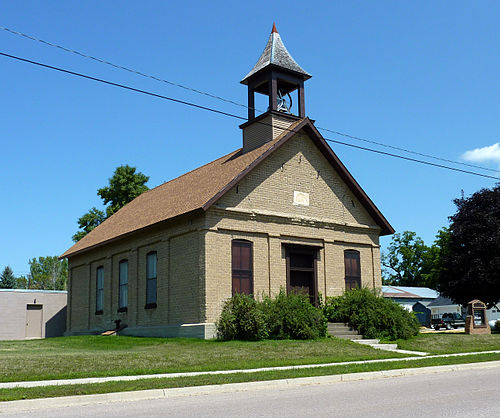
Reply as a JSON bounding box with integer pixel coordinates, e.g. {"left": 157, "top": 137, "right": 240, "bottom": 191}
{"left": 67, "top": 217, "right": 203, "bottom": 334}
{"left": 218, "top": 131, "right": 376, "bottom": 228}
{"left": 242, "top": 113, "right": 297, "bottom": 153}
{"left": 203, "top": 131, "right": 384, "bottom": 322}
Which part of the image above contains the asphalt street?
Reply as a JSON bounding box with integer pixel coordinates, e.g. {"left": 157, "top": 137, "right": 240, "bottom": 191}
{"left": 2, "top": 366, "right": 499, "bottom": 417}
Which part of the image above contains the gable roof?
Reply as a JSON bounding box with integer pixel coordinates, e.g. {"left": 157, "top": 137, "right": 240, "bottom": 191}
{"left": 61, "top": 118, "right": 394, "bottom": 259}
{"left": 428, "top": 296, "right": 458, "bottom": 307}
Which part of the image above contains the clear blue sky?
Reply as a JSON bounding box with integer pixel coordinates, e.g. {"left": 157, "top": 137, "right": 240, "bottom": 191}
{"left": 1, "top": 1, "right": 499, "bottom": 277}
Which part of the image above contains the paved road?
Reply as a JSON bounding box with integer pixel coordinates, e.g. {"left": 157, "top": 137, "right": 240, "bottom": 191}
{"left": 2, "top": 367, "right": 499, "bottom": 417}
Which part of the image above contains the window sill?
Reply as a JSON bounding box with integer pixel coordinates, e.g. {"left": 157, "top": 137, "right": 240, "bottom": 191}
{"left": 95, "top": 310, "right": 103, "bottom": 316}
{"left": 117, "top": 307, "right": 128, "bottom": 313}
{"left": 145, "top": 303, "right": 157, "bottom": 309}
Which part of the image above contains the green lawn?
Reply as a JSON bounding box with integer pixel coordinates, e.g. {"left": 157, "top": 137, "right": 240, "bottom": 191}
{"left": 1, "top": 352, "right": 499, "bottom": 402}
{"left": 0, "top": 336, "right": 405, "bottom": 383}
{"left": 396, "top": 332, "right": 500, "bottom": 354}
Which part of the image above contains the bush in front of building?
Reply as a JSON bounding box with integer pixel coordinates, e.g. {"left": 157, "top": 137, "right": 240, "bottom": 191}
{"left": 261, "top": 290, "right": 327, "bottom": 340}
{"left": 216, "top": 293, "right": 268, "bottom": 341}
{"left": 323, "top": 288, "right": 420, "bottom": 340}
{"left": 495, "top": 320, "right": 500, "bottom": 333}
{"left": 216, "top": 291, "right": 327, "bottom": 341}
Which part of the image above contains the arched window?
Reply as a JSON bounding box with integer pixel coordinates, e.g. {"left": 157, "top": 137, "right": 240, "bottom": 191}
{"left": 344, "top": 250, "right": 361, "bottom": 290}
{"left": 145, "top": 251, "right": 157, "bottom": 308}
{"left": 231, "top": 240, "right": 253, "bottom": 295}
{"left": 118, "top": 260, "right": 128, "bottom": 311}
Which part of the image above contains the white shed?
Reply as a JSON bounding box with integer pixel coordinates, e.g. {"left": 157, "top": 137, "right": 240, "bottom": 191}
{"left": 0, "top": 289, "right": 67, "bottom": 340}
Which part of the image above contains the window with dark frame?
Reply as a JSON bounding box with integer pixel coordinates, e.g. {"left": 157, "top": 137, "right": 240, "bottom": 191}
{"left": 118, "top": 260, "right": 128, "bottom": 311}
{"left": 231, "top": 240, "right": 253, "bottom": 296}
{"left": 344, "top": 250, "right": 361, "bottom": 290}
{"left": 95, "top": 266, "right": 104, "bottom": 315}
{"left": 145, "top": 251, "right": 157, "bottom": 308}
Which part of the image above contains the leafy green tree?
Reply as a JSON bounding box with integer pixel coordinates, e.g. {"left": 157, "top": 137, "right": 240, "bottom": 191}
{"left": 73, "top": 165, "right": 149, "bottom": 242}
{"left": 72, "top": 207, "right": 106, "bottom": 242}
{"left": 382, "top": 231, "right": 431, "bottom": 287}
{"left": 16, "top": 276, "right": 28, "bottom": 289}
{"left": 438, "top": 185, "right": 500, "bottom": 308}
{"left": 98, "top": 165, "right": 150, "bottom": 217}
{"left": 28, "top": 256, "right": 68, "bottom": 290}
{"left": 420, "top": 228, "right": 450, "bottom": 290}
{"left": 0, "top": 266, "right": 16, "bottom": 289}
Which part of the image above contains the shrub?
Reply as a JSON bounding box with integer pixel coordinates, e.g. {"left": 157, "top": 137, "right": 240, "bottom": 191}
{"left": 261, "top": 290, "right": 327, "bottom": 340}
{"left": 495, "top": 320, "right": 500, "bottom": 332}
{"left": 323, "top": 288, "right": 419, "bottom": 340}
{"left": 215, "top": 293, "right": 268, "bottom": 341}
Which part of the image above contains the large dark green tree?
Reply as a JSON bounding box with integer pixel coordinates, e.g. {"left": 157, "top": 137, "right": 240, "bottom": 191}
{"left": 438, "top": 185, "right": 500, "bottom": 308}
{"left": 0, "top": 266, "right": 16, "bottom": 289}
{"left": 73, "top": 165, "right": 149, "bottom": 242}
{"left": 28, "top": 256, "right": 68, "bottom": 290}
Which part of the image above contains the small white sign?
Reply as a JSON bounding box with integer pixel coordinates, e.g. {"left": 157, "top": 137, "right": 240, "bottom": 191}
{"left": 293, "top": 191, "right": 309, "bottom": 206}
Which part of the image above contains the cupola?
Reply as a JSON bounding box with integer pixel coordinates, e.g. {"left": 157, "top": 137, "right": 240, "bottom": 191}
{"left": 240, "top": 24, "right": 311, "bottom": 153}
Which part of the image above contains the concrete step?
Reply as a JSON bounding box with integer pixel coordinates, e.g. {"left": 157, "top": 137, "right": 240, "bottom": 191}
{"left": 334, "top": 334, "right": 363, "bottom": 340}
{"left": 329, "top": 329, "right": 359, "bottom": 335}
{"left": 354, "top": 339, "right": 380, "bottom": 345}
{"left": 369, "top": 343, "right": 398, "bottom": 350}
{"left": 327, "top": 323, "right": 351, "bottom": 329}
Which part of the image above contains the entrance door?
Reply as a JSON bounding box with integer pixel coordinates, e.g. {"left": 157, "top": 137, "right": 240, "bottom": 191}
{"left": 286, "top": 247, "right": 317, "bottom": 305}
{"left": 26, "top": 305, "right": 43, "bottom": 339}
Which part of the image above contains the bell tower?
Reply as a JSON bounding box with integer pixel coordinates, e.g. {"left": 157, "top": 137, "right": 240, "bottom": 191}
{"left": 240, "top": 24, "right": 312, "bottom": 153}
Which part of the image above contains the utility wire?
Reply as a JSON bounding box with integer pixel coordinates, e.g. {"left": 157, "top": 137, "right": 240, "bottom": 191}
{"left": 1, "top": 50, "right": 499, "bottom": 182}
{"left": 2, "top": 25, "right": 498, "bottom": 174}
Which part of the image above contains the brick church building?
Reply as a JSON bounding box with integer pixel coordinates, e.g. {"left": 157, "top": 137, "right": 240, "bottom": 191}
{"left": 61, "top": 25, "right": 394, "bottom": 338}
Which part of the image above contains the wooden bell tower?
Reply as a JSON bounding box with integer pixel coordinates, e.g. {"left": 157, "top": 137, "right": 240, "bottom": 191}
{"left": 240, "top": 24, "right": 312, "bottom": 152}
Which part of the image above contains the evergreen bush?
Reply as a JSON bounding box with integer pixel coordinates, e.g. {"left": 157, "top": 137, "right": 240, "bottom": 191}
{"left": 215, "top": 291, "right": 327, "bottom": 341}
{"left": 215, "top": 293, "right": 268, "bottom": 341}
{"left": 323, "top": 288, "right": 419, "bottom": 340}
{"left": 262, "top": 291, "right": 327, "bottom": 340}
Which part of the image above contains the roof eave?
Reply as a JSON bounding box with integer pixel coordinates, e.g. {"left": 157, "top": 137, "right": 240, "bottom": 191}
{"left": 60, "top": 208, "right": 204, "bottom": 260}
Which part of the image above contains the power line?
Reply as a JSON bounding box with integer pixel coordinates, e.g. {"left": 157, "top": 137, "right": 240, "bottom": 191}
{"left": 2, "top": 25, "right": 498, "bottom": 174}
{"left": 1, "top": 50, "right": 499, "bottom": 182}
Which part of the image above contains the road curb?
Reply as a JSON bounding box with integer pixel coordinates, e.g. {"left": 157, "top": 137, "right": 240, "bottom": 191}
{"left": 1, "top": 360, "right": 500, "bottom": 413}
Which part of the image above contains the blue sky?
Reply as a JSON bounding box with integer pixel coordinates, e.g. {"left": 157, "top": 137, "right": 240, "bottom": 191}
{"left": 1, "top": 1, "right": 499, "bottom": 277}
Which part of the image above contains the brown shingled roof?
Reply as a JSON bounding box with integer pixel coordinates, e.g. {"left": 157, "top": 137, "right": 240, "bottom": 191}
{"left": 61, "top": 118, "right": 393, "bottom": 258}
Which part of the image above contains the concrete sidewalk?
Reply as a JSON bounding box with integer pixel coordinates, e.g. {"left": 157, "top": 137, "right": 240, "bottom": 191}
{"left": 1, "top": 360, "right": 500, "bottom": 414}
{"left": 1, "top": 350, "right": 499, "bottom": 389}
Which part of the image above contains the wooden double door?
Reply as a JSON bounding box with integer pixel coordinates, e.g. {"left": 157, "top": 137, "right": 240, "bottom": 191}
{"left": 285, "top": 246, "right": 318, "bottom": 305}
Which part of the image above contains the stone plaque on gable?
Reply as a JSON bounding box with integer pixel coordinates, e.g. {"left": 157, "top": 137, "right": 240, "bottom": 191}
{"left": 293, "top": 191, "right": 309, "bottom": 206}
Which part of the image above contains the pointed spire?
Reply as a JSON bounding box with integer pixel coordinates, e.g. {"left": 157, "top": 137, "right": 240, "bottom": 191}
{"left": 241, "top": 25, "right": 311, "bottom": 84}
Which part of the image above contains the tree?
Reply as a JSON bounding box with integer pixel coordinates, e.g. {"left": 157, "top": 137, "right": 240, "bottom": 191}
{"left": 420, "top": 228, "right": 450, "bottom": 290}
{"left": 72, "top": 207, "right": 106, "bottom": 242}
{"left": 28, "top": 256, "right": 68, "bottom": 290}
{"left": 0, "top": 266, "right": 16, "bottom": 289}
{"left": 438, "top": 185, "right": 500, "bottom": 308}
{"left": 73, "top": 165, "right": 149, "bottom": 242}
{"left": 382, "top": 231, "right": 431, "bottom": 287}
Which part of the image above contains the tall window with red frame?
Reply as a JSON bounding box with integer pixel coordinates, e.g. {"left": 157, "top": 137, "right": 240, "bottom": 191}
{"left": 231, "top": 240, "right": 253, "bottom": 296}
{"left": 344, "top": 250, "right": 361, "bottom": 290}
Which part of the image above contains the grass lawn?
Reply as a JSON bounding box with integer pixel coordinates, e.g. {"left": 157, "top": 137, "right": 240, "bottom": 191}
{"left": 397, "top": 332, "right": 500, "bottom": 354}
{"left": 0, "top": 336, "right": 406, "bottom": 383}
{"left": 1, "top": 352, "right": 499, "bottom": 402}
